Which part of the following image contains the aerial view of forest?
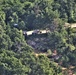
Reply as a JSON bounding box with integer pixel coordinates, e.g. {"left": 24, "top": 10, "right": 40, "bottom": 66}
{"left": 0, "top": 0, "right": 76, "bottom": 75}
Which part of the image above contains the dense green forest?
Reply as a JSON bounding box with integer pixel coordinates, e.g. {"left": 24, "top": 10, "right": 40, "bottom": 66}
{"left": 0, "top": 0, "right": 76, "bottom": 75}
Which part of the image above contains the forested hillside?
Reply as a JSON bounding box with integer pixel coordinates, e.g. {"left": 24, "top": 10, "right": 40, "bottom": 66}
{"left": 0, "top": 0, "right": 76, "bottom": 75}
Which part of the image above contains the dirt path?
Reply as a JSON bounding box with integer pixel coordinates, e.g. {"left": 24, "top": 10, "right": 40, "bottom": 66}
{"left": 65, "top": 23, "right": 76, "bottom": 28}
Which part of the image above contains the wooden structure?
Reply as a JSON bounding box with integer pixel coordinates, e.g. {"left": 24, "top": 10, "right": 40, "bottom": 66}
{"left": 23, "top": 29, "right": 50, "bottom": 36}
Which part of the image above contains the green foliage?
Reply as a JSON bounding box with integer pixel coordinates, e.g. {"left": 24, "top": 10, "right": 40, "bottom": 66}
{"left": 48, "top": 31, "right": 67, "bottom": 51}
{"left": 0, "top": 0, "right": 76, "bottom": 74}
{"left": 47, "top": 49, "right": 52, "bottom": 55}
